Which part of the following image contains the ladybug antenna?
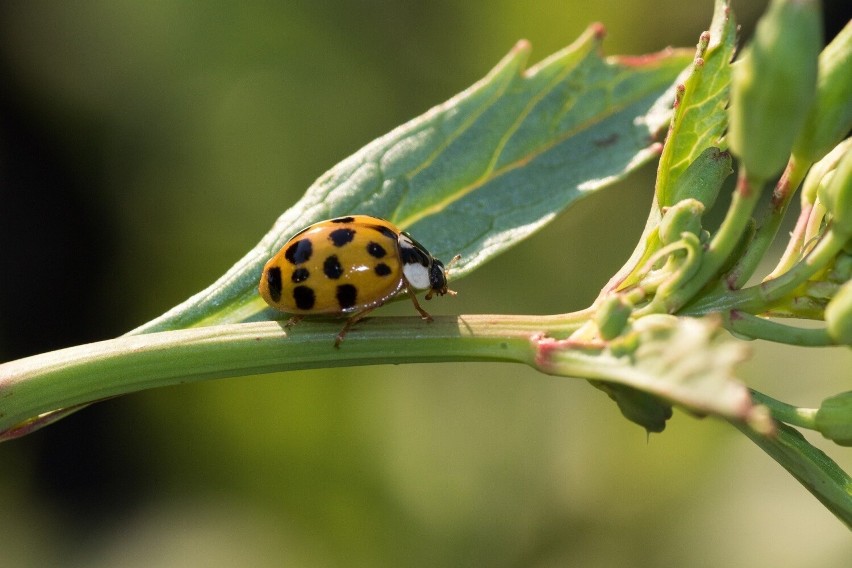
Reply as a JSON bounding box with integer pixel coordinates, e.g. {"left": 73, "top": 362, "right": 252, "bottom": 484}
{"left": 443, "top": 254, "right": 461, "bottom": 298}
{"left": 447, "top": 254, "right": 462, "bottom": 272}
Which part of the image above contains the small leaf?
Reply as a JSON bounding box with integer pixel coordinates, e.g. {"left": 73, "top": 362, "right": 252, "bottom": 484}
{"left": 657, "top": 0, "right": 736, "bottom": 206}
{"left": 591, "top": 381, "right": 673, "bottom": 433}
{"left": 536, "top": 314, "right": 758, "bottom": 422}
{"left": 134, "top": 28, "right": 692, "bottom": 334}
{"left": 601, "top": 0, "right": 736, "bottom": 294}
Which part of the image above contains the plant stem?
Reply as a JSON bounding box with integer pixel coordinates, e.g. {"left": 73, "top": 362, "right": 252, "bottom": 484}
{"left": 684, "top": 227, "right": 849, "bottom": 315}
{"left": 0, "top": 314, "right": 589, "bottom": 439}
{"left": 749, "top": 389, "right": 819, "bottom": 429}
{"left": 768, "top": 202, "right": 815, "bottom": 281}
{"left": 728, "top": 418, "right": 852, "bottom": 528}
{"left": 722, "top": 310, "right": 833, "bottom": 346}
{"left": 727, "top": 156, "right": 810, "bottom": 288}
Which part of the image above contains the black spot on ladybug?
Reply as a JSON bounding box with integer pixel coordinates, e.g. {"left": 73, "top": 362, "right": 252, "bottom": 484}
{"left": 323, "top": 255, "right": 344, "bottom": 279}
{"left": 331, "top": 216, "right": 354, "bottom": 223}
{"left": 367, "top": 242, "right": 386, "bottom": 258}
{"left": 329, "top": 228, "right": 355, "bottom": 247}
{"left": 291, "top": 267, "right": 310, "bottom": 283}
{"left": 370, "top": 224, "right": 397, "bottom": 241}
{"left": 337, "top": 284, "right": 357, "bottom": 309}
{"left": 266, "top": 267, "right": 282, "bottom": 302}
{"left": 293, "top": 285, "right": 315, "bottom": 310}
{"left": 285, "top": 239, "right": 313, "bottom": 265}
{"left": 374, "top": 263, "right": 391, "bottom": 276}
{"left": 401, "top": 245, "right": 429, "bottom": 267}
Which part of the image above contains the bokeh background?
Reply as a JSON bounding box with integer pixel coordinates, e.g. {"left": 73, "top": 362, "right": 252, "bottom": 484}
{"left": 1, "top": 1, "right": 850, "bottom": 566}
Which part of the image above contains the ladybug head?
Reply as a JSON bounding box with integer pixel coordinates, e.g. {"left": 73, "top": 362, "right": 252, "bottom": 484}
{"left": 425, "top": 254, "right": 460, "bottom": 300}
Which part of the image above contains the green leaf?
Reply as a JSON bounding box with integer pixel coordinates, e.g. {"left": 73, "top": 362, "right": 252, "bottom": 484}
{"left": 590, "top": 381, "right": 673, "bottom": 433}
{"left": 133, "top": 27, "right": 692, "bottom": 334}
{"left": 657, "top": 0, "right": 735, "bottom": 207}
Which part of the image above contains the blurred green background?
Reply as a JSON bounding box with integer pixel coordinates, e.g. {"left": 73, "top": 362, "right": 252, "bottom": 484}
{"left": 1, "top": 1, "right": 850, "bottom": 566}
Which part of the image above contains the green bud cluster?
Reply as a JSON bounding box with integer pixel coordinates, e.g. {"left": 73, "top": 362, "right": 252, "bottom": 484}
{"left": 728, "top": 0, "right": 822, "bottom": 180}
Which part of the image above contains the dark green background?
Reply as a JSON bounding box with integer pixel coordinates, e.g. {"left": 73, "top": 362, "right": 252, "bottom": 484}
{"left": 1, "top": 1, "right": 850, "bottom": 566}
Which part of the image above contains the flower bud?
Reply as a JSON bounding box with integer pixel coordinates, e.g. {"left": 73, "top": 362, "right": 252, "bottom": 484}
{"left": 666, "top": 147, "right": 732, "bottom": 210}
{"left": 825, "top": 279, "right": 852, "bottom": 347}
{"left": 816, "top": 144, "right": 852, "bottom": 237}
{"left": 793, "top": 21, "right": 852, "bottom": 164}
{"left": 595, "top": 295, "right": 633, "bottom": 340}
{"left": 659, "top": 199, "right": 704, "bottom": 245}
{"left": 816, "top": 391, "right": 852, "bottom": 446}
{"left": 728, "top": 0, "right": 823, "bottom": 180}
{"left": 801, "top": 137, "right": 852, "bottom": 206}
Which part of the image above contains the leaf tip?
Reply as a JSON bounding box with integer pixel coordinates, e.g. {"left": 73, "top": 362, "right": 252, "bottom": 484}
{"left": 511, "top": 38, "right": 532, "bottom": 57}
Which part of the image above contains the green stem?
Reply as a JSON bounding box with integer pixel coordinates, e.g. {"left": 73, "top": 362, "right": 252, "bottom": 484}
{"left": 684, "top": 227, "right": 849, "bottom": 315}
{"left": 768, "top": 203, "right": 814, "bottom": 281}
{"left": 0, "top": 314, "right": 590, "bottom": 439}
{"left": 749, "top": 389, "right": 819, "bottom": 429}
{"left": 723, "top": 310, "right": 834, "bottom": 346}
{"left": 727, "top": 156, "right": 810, "bottom": 288}
{"left": 728, "top": 418, "right": 852, "bottom": 528}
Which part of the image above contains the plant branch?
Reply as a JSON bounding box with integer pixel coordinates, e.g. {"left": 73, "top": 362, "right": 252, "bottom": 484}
{"left": 726, "top": 155, "right": 810, "bottom": 288}
{"left": 0, "top": 314, "right": 588, "bottom": 439}
{"left": 722, "top": 310, "right": 834, "bottom": 346}
{"left": 749, "top": 389, "right": 819, "bottom": 429}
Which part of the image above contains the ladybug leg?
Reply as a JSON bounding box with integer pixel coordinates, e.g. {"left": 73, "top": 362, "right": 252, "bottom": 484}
{"left": 284, "top": 315, "right": 304, "bottom": 329}
{"left": 334, "top": 307, "right": 378, "bottom": 348}
{"left": 405, "top": 283, "right": 433, "bottom": 322}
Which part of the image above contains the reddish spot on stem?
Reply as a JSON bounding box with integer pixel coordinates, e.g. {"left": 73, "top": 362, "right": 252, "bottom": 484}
{"left": 532, "top": 333, "right": 605, "bottom": 373}
{"left": 770, "top": 161, "right": 794, "bottom": 210}
{"left": 725, "top": 273, "right": 739, "bottom": 290}
{"left": 736, "top": 174, "right": 752, "bottom": 198}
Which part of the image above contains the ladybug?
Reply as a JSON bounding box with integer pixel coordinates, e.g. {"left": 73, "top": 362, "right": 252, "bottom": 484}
{"left": 259, "top": 215, "right": 457, "bottom": 346}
